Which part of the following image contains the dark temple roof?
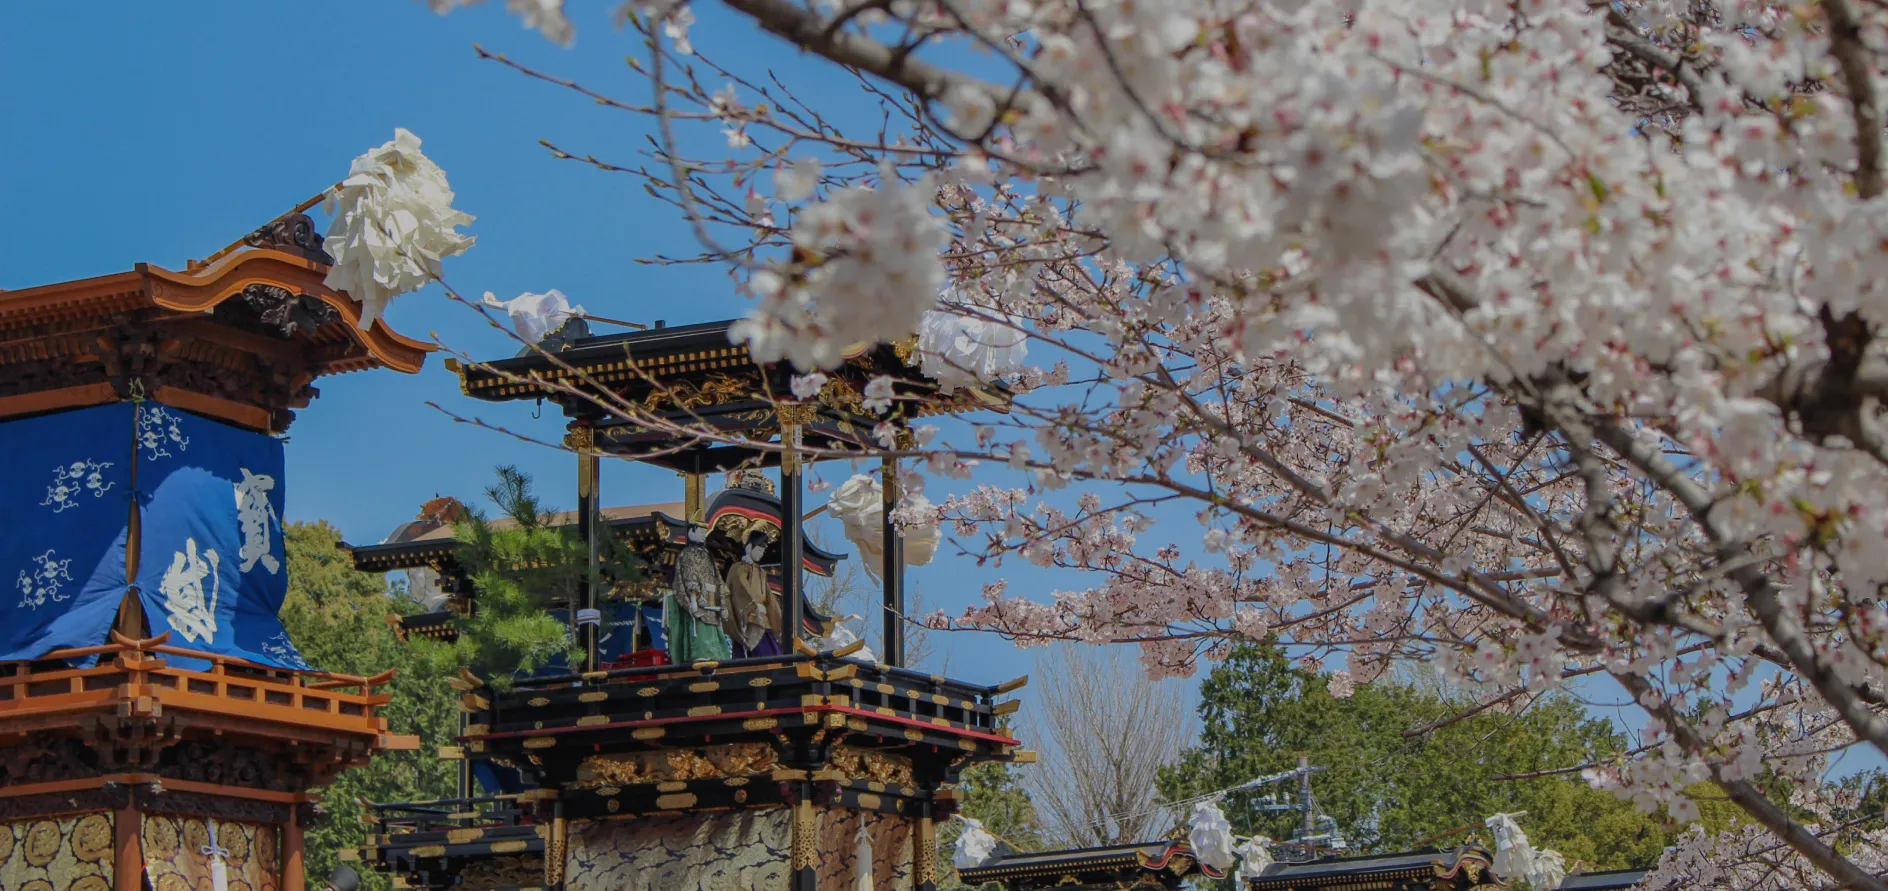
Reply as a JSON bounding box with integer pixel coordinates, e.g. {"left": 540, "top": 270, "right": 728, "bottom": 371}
{"left": 956, "top": 839, "right": 1223, "bottom": 889}
{"left": 1248, "top": 845, "right": 1498, "bottom": 891}
{"left": 446, "top": 319, "right": 1007, "bottom": 471}
{"left": 1559, "top": 868, "right": 1651, "bottom": 890}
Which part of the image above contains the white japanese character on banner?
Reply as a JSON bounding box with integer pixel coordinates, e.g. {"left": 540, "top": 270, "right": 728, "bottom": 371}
{"left": 233, "top": 468, "right": 281, "bottom": 574}
{"left": 160, "top": 537, "right": 220, "bottom": 644}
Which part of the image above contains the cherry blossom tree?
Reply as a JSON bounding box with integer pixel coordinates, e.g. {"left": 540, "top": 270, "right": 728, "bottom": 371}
{"left": 426, "top": 1, "right": 1888, "bottom": 886}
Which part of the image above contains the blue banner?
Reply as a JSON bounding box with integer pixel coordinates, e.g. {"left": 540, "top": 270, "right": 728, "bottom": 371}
{"left": 0, "top": 404, "right": 133, "bottom": 662}
{"left": 133, "top": 404, "right": 309, "bottom": 670}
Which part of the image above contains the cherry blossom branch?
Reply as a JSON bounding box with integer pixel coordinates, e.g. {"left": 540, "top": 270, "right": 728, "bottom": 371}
{"left": 1823, "top": 0, "right": 1885, "bottom": 199}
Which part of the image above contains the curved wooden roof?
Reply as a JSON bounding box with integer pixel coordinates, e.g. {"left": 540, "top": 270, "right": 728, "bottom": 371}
{"left": 0, "top": 242, "right": 433, "bottom": 430}
{"left": 0, "top": 248, "right": 432, "bottom": 373}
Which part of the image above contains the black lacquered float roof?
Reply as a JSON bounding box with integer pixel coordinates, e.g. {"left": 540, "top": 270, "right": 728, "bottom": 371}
{"left": 956, "top": 839, "right": 1223, "bottom": 887}
{"left": 1247, "top": 845, "right": 1497, "bottom": 890}
{"left": 451, "top": 318, "right": 915, "bottom": 406}
{"left": 1559, "top": 868, "right": 1652, "bottom": 890}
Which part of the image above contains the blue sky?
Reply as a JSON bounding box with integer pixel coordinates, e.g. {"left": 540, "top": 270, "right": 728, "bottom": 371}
{"left": 0, "top": 2, "right": 1164, "bottom": 710}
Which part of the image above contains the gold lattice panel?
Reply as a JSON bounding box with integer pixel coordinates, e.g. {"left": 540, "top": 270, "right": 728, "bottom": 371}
{"left": 0, "top": 813, "right": 114, "bottom": 891}
{"left": 142, "top": 814, "right": 279, "bottom": 891}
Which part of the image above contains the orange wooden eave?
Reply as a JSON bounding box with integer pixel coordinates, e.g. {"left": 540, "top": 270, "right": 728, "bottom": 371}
{"left": 0, "top": 247, "right": 435, "bottom": 374}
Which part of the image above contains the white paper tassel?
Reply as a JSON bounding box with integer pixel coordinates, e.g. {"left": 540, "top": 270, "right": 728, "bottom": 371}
{"left": 953, "top": 816, "right": 999, "bottom": 870}
{"left": 482, "top": 289, "right": 587, "bottom": 344}
{"left": 824, "top": 474, "right": 940, "bottom": 581}
{"left": 1189, "top": 800, "right": 1236, "bottom": 872}
{"left": 322, "top": 128, "right": 475, "bottom": 330}
{"left": 917, "top": 307, "right": 1028, "bottom": 392}
{"left": 1234, "top": 836, "right": 1274, "bottom": 881}
{"left": 854, "top": 821, "right": 875, "bottom": 891}
{"left": 1484, "top": 813, "right": 1566, "bottom": 889}
{"left": 200, "top": 819, "right": 230, "bottom": 891}
{"left": 817, "top": 615, "right": 879, "bottom": 663}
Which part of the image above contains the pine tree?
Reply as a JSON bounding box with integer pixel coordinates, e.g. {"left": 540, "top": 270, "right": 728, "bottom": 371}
{"left": 939, "top": 761, "right": 1046, "bottom": 890}
{"left": 440, "top": 465, "right": 647, "bottom": 689}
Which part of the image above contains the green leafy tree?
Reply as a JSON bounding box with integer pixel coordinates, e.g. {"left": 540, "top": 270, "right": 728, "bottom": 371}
{"left": 442, "top": 465, "right": 646, "bottom": 689}
{"left": 939, "top": 761, "right": 1046, "bottom": 890}
{"left": 1158, "top": 644, "right": 1677, "bottom": 877}
{"left": 280, "top": 521, "right": 458, "bottom": 891}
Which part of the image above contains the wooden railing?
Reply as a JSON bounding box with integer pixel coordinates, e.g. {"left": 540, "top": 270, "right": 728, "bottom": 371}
{"left": 0, "top": 631, "right": 395, "bottom": 731}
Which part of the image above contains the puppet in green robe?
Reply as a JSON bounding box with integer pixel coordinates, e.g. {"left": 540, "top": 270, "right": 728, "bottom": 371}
{"left": 665, "top": 521, "right": 732, "bottom": 664}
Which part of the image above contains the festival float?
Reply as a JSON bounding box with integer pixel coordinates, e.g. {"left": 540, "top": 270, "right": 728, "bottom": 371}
{"left": 0, "top": 193, "right": 436, "bottom": 891}
{"left": 342, "top": 315, "right": 1031, "bottom": 890}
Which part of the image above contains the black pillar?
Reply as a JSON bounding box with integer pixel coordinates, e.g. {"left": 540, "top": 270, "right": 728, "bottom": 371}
{"left": 881, "top": 458, "right": 905, "bottom": 667}
{"left": 456, "top": 711, "right": 470, "bottom": 800}
{"left": 790, "top": 787, "right": 818, "bottom": 891}
{"left": 781, "top": 423, "right": 804, "bottom": 648}
{"left": 574, "top": 424, "right": 601, "bottom": 672}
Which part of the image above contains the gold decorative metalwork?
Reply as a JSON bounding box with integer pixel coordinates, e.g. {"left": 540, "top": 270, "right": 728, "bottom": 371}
{"left": 816, "top": 377, "right": 867, "bottom": 415}
{"left": 711, "top": 509, "right": 781, "bottom": 549}
{"left": 543, "top": 815, "right": 567, "bottom": 888}
{"left": 891, "top": 335, "right": 919, "bottom": 365}
{"left": 791, "top": 797, "right": 817, "bottom": 871}
{"left": 828, "top": 745, "right": 916, "bottom": 786}
{"left": 777, "top": 402, "right": 820, "bottom": 426}
{"left": 643, "top": 374, "right": 751, "bottom": 411}
{"left": 916, "top": 817, "right": 938, "bottom": 885}
{"left": 573, "top": 743, "right": 779, "bottom": 787}
{"left": 564, "top": 425, "right": 596, "bottom": 453}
